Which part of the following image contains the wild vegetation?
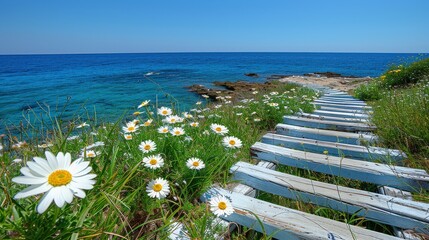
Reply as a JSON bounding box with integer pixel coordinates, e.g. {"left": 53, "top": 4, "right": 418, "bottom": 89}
{"left": 0, "top": 81, "right": 317, "bottom": 239}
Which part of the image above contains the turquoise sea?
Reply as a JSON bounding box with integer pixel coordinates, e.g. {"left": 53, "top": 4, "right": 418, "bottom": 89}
{"left": 0, "top": 52, "right": 424, "bottom": 132}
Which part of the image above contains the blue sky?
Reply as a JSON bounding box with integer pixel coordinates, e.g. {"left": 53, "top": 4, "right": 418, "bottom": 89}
{"left": 0, "top": 0, "right": 428, "bottom": 54}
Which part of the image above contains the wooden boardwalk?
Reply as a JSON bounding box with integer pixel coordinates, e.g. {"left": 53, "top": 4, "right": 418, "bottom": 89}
{"left": 201, "top": 86, "right": 429, "bottom": 239}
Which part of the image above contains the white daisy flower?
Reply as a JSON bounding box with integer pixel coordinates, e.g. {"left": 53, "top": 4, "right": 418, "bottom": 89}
{"left": 254, "top": 118, "right": 261, "bottom": 122}
{"left": 82, "top": 150, "right": 98, "bottom": 158}
{"left": 163, "top": 115, "right": 183, "bottom": 124}
{"left": 222, "top": 136, "right": 243, "bottom": 149}
{"left": 171, "top": 127, "right": 185, "bottom": 136}
{"left": 123, "top": 122, "right": 139, "bottom": 133}
{"left": 189, "top": 122, "right": 199, "bottom": 127}
{"left": 133, "top": 111, "right": 142, "bottom": 116}
{"left": 186, "top": 158, "right": 205, "bottom": 170}
{"left": 158, "top": 126, "right": 170, "bottom": 134}
{"left": 138, "top": 100, "right": 150, "bottom": 108}
{"left": 158, "top": 107, "right": 172, "bottom": 116}
{"left": 142, "top": 119, "right": 153, "bottom": 127}
{"left": 12, "top": 151, "right": 96, "bottom": 214}
{"left": 76, "top": 122, "right": 89, "bottom": 128}
{"left": 196, "top": 101, "right": 202, "bottom": 105}
{"left": 267, "top": 102, "right": 279, "bottom": 107}
{"left": 202, "top": 94, "right": 209, "bottom": 98}
{"left": 139, "top": 140, "right": 157, "bottom": 153}
{"left": 252, "top": 91, "right": 258, "bottom": 95}
{"left": 210, "top": 124, "right": 229, "bottom": 135}
{"left": 142, "top": 154, "right": 164, "bottom": 169}
{"left": 124, "top": 134, "right": 133, "bottom": 140}
{"left": 146, "top": 178, "right": 170, "bottom": 199}
{"left": 209, "top": 195, "right": 234, "bottom": 217}
{"left": 270, "top": 91, "right": 279, "bottom": 95}
{"left": 66, "top": 135, "right": 79, "bottom": 141}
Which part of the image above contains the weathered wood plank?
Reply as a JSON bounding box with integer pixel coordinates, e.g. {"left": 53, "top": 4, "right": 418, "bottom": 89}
{"left": 261, "top": 133, "right": 405, "bottom": 162}
{"left": 318, "top": 97, "right": 365, "bottom": 103}
{"left": 320, "top": 106, "right": 373, "bottom": 114}
{"left": 298, "top": 112, "right": 370, "bottom": 123}
{"left": 315, "top": 102, "right": 372, "bottom": 110}
{"left": 314, "top": 99, "right": 368, "bottom": 106}
{"left": 314, "top": 110, "right": 370, "bottom": 119}
{"left": 200, "top": 187, "right": 401, "bottom": 240}
{"left": 231, "top": 161, "right": 429, "bottom": 232}
{"left": 284, "top": 115, "right": 376, "bottom": 132}
{"left": 275, "top": 123, "right": 378, "bottom": 145}
{"left": 251, "top": 142, "right": 429, "bottom": 191}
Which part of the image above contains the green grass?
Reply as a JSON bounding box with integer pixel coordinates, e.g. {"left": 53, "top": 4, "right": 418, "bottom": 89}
{"left": 0, "top": 81, "right": 318, "bottom": 239}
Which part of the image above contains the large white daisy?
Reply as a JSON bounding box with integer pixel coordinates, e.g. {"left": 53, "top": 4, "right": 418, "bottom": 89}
{"left": 171, "top": 127, "right": 185, "bottom": 136}
{"left": 142, "top": 154, "right": 164, "bottom": 169}
{"left": 186, "top": 158, "right": 205, "bottom": 170}
{"left": 222, "top": 136, "right": 243, "bottom": 149}
{"left": 12, "top": 151, "right": 96, "bottom": 214}
{"left": 123, "top": 121, "right": 139, "bottom": 133}
{"left": 210, "top": 124, "right": 229, "bottom": 135}
{"left": 157, "top": 107, "right": 172, "bottom": 116}
{"left": 209, "top": 195, "right": 234, "bottom": 217}
{"left": 146, "top": 178, "right": 170, "bottom": 199}
{"left": 139, "top": 140, "right": 157, "bottom": 153}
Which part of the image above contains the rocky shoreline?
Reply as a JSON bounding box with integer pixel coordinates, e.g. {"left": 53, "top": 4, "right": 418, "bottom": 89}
{"left": 187, "top": 72, "right": 371, "bottom": 100}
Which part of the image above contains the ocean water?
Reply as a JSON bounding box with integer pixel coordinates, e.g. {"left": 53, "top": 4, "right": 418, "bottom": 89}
{"left": 0, "top": 52, "right": 424, "bottom": 131}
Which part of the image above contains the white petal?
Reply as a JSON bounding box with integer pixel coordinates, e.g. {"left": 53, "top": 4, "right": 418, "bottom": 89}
{"left": 70, "top": 181, "right": 94, "bottom": 190}
{"left": 37, "top": 188, "right": 55, "bottom": 214}
{"left": 63, "top": 153, "right": 71, "bottom": 169}
{"left": 73, "top": 174, "right": 96, "bottom": 181}
{"left": 72, "top": 166, "right": 92, "bottom": 177}
{"left": 54, "top": 187, "right": 66, "bottom": 207}
{"left": 69, "top": 186, "right": 86, "bottom": 198}
{"left": 56, "top": 152, "right": 65, "bottom": 168}
{"left": 33, "top": 157, "right": 53, "bottom": 172}
{"left": 14, "top": 183, "right": 52, "bottom": 199}
{"left": 62, "top": 187, "right": 74, "bottom": 203}
{"left": 45, "top": 151, "right": 58, "bottom": 170}
{"left": 20, "top": 167, "right": 36, "bottom": 177}
{"left": 12, "top": 176, "right": 47, "bottom": 185}
{"left": 27, "top": 162, "right": 50, "bottom": 176}
{"left": 68, "top": 161, "right": 90, "bottom": 175}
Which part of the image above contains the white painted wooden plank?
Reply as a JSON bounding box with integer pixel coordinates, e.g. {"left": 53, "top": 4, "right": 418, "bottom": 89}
{"left": 251, "top": 142, "right": 429, "bottom": 191}
{"left": 379, "top": 186, "right": 427, "bottom": 239}
{"left": 200, "top": 187, "right": 401, "bottom": 240}
{"left": 284, "top": 115, "right": 376, "bottom": 132}
{"left": 275, "top": 123, "right": 378, "bottom": 145}
{"left": 315, "top": 102, "right": 372, "bottom": 110}
{"left": 231, "top": 162, "right": 429, "bottom": 232}
{"left": 298, "top": 112, "right": 370, "bottom": 123}
{"left": 318, "top": 97, "right": 365, "bottom": 102}
{"left": 320, "top": 106, "right": 373, "bottom": 114}
{"left": 314, "top": 110, "right": 369, "bottom": 119}
{"left": 261, "top": 132, "right": 405, "bottom": 162}
{"left": 314, "top": 99, "right": 368, "bottom": 106}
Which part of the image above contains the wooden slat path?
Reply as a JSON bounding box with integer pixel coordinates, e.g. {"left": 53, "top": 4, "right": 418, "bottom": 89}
{"left": 314, "top": 102, "right": 373, "bottom": 110}
{"left": 298, "top": 112, "right": 370, "bottom": 123}
{"left": 319, "top": 106, "right": 373, "bottom": 114}
{"left": 199, "top": 84, "right": 429, "bottom": 239}
{"left": 284, "top": 115, "right": 376, "bottom": 132}
{"left": 231, "top": 161, "right": 429, "bottom": 232}
{"left": 251, "top": 142, "right": 429, "bottom": 191}
{"left": 275, "top": 123, "right": 378, "bottom": 145}
{"left": 261, "top": 132, "right": 405, "bottom": 162}
{"left": 200, "top": 187, "right": 401, "bottom": 240}
{"left": 313, "top": 109, "right": 369, "bottom": 119}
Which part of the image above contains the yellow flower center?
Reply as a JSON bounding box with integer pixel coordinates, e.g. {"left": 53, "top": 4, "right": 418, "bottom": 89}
{"left": 192, "top": 161, "right": 199, "bottom": 167}
{"left": 215, "top": 127, "right": 222, "bottom": 132}
{"left": 126, "top": 135, "right": 132, "bottom": 139}
{"left": 175, "top": 131, "right": 181, "bottom": 135}
{"left": 162, "top": 129, "right": 168, "bottom": 133}
{"left": 144, "top": 122, "right": 151, "bottom": 126}
{"left": 134, "top": 112, "right": 140, "bottom": 115}
{"left": 48, "top": 170, "right": 72, "bottom": 187}
{"left": 218, "top": 201, "right": 227, "bottom": 210}
{"left": 149, "top": 159, "right": 158, "bottom": 165}
{"left": 153, "top": 183, "right": 162, "bottom": 192}
{"left": 128, "top": 126, "right": 135, "bottom": 131}
{"left": 170, "top": 118, "right": 176, "bottom": 123}
{"left": 144, "top": 145, "right": 151, "bottom": 150}
{"left": 162, "top": 110, "right": 168, "bottom": 115}
{"left": 87, "top": 152, "right": 95, "bottom": 157}
{"left": 192, "top": 123, "right": 197, "bottom": 127}
{"left": 229, "top": 140, "right": 236, "bottom": 145}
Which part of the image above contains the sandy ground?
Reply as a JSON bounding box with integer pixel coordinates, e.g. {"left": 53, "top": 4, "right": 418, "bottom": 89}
{"left": 279, "top": 75, "right": 372, "bottom": 92}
